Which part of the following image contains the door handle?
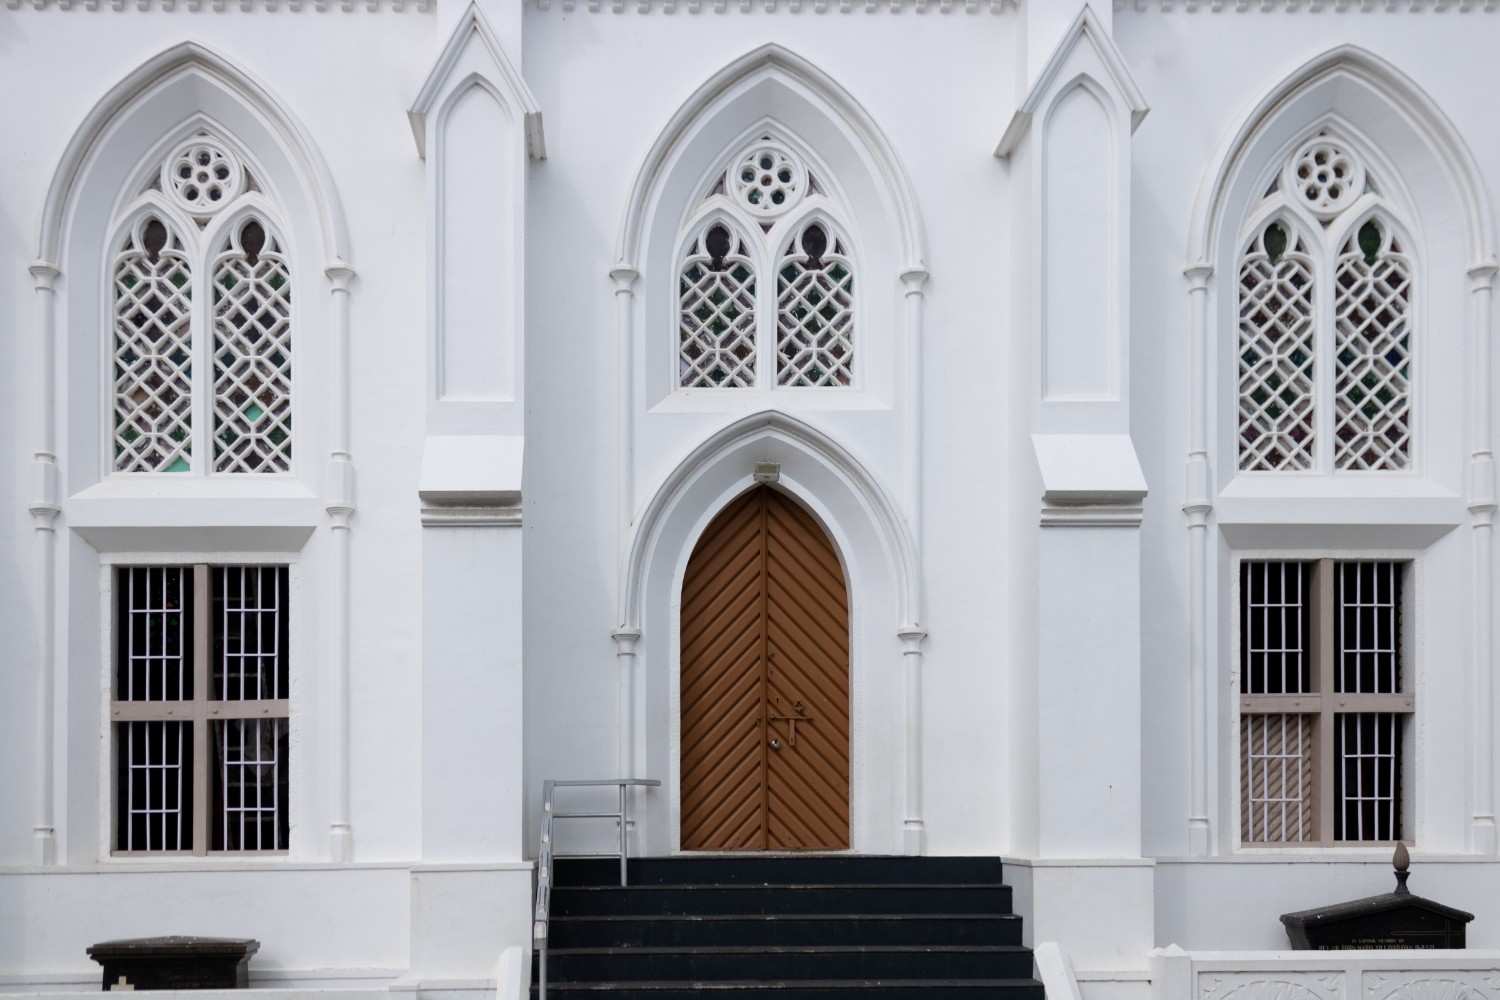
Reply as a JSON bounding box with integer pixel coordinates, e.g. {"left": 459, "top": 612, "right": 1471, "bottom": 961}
{"left": 769, "top": 737, "right": 782, "bottom": 751}
{"left": 767, "top": 700, "right": 812, "bottom": 747}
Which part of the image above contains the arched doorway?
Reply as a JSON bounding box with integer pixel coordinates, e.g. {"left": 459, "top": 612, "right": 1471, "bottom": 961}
{"left": 679, "top": 486, "right": 850, "bottom": 851}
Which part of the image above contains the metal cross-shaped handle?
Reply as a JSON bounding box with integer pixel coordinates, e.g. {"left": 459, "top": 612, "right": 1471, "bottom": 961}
{"left": 767, "top": 700, "right": 812, "bottom": 747}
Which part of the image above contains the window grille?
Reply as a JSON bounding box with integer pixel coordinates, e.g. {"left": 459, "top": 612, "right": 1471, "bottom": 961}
{"left": 676, "top": 136, "right": 855, "bottom": 390}
{"left": 1334, "top": 221, "right": 1412, "bottom": 470}
{"left": 113, "top": 217, "right": 194, "bottom": 473}
{"left": 1238, "top": 221, "right": 1315, "bottom": 471}
{"left": 110, "top": 132, "right": 293, "bottom": 474}
{"left": 1238, "top": 558, "right": 1412, "bottom": 846}
{"left": 776, "top": 221, "right": 854, "bottom": 387}
{"left": 212, "top": 219, "right": 293, "bottom": 473}
{"left": 1235, "top": 134, "right": 1412, "bottom": 473}
{"left": 113, "top": 564, "right": 290, "bottom": 854}
{"left": 679, "top": 222, "right": 757, "bottom": 388}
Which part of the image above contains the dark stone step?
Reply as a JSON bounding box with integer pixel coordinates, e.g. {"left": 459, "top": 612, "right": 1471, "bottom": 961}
{"left": 548, "top": 913, "right": 1023, "bottom": 949}
{"left": 529, "top": 978, "right": 1045, "bottom": 1000}
{"left": 553, "top": 857, "right": 1006, "bottom": 888}
{"left": 538, "top": 946, "right": 1034, "bottom": 983}
{"left": 550, "top": 884, "right": 1012, "bottom": 918}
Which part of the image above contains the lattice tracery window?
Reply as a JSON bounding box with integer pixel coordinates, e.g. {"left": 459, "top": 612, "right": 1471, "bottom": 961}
{"left": 680, "top": 222, "right": 757, "bottom": 388}
{"left": 110, "top": 132, "right": 293, "bottom": 474}
{"left": 677, "top": 136, "right": 855, "bottom": 390}
{"left": 1238, "top": 220, "right": 1316, "bottom": 471}
{"left": 113, "top": 217, "right": 195, "bottom": 473}
{"left": 1334, "top": 220, "right": 1411, "bottom": 470}
{"left": 1235, "top": 134, "right": 1413, "bottom": 473}
{"left": 212, "top": 219, "right": 293, "bottom": 472}
{"left": 777, "top": 221, "right": 853, "bottom": 387}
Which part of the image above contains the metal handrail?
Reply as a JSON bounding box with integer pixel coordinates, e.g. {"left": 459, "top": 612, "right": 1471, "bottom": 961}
{"left": 534, "top": 778, "right": 659, "bottom": 1000}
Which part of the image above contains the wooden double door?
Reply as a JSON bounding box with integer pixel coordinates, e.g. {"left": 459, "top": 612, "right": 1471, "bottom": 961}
{"left": 680, "top": 486, "right": 851, "bottom": 851}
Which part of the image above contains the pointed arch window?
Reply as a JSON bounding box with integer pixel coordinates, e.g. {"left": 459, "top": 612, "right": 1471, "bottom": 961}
{"left": 676, "top": 137, "right": 856, "bottom": 390}
{"left": 1236, "top": 134, "right": 1412, "bottom": 472}
{"left": 111, "top": 133, "right": 293, "bottom": 474}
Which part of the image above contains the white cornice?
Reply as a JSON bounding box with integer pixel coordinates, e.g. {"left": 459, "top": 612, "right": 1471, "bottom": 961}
{"left": 7, "top": 0, "right": 429, "bottom": 9}
{"left": 534, "top": 0, "right": 1013, "bottom": 11}
{"left": 419, "top": 501, "right": 523, "bottom": 527}
{"left": 1040, "top": 502, "right": 1145, "bottom": 527}
{"left": 1116, "top": 0, "right": 1498, "bottom": 10}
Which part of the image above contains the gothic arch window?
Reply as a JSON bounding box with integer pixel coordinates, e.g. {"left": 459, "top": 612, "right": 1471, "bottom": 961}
{"left": 111, "top": 133, "right": 293, "bottom": 474}
{"left": 1236, "top": 133, "right": 1413, "bottom": 473}
{"left": 679, "top": 219, "right": 757, "bottom": 388}
{"left": 676, "top": 136, "right": 856, "bottom": 390}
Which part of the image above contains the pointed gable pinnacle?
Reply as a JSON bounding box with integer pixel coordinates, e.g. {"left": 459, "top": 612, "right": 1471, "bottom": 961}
{"left": 994, "top": 4, "right": 1148, "bottom": 160}
{"left": 407, "top": 0, "right": 546, "bottom": 161}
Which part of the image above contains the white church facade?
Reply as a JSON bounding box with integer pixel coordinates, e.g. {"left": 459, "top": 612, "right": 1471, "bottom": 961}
{"left": 4, "top": 0, "right": 1500, "bottom": 996}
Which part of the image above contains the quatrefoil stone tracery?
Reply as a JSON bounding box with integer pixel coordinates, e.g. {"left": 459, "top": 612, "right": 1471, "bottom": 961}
{"left": 728, "top": 141, "right": 809, "bottom": 220}
{"left": 1283, "top": 137, "right": 1366, "bottom": 221}
{"left": 161, "top": 137, "right": 245, "bottom": 218}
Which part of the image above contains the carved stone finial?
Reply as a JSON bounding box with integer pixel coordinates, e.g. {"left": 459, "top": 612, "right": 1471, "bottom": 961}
{"left": 1393, "top": 841, "right": 1410, "bottom": 895}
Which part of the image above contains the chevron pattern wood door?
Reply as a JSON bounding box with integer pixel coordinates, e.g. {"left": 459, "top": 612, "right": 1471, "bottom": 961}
{"left": 680, "top": 487, "right": 850, "bottom": 851}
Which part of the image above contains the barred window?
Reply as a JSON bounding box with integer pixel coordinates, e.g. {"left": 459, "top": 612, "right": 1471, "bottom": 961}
{"left": 1239, "top": 559, "right": 1413, "bottom": 846}
{"left": 111, "top": 133, "right": 293, "bottom": 474}
{"left": 1236, "top": 133, "right": 1412, "bottom": 473}
{"left": 676, "top": 136, "right": 855, "bottom": 390}
{"left": 113, "top": 565, "right": 290, "bottom": 854}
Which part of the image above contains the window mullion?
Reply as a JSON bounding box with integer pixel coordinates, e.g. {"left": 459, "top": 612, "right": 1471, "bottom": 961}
{"left": 194, "top": 248, "right": 212, "bottom": 476}
{"left": 1318, "top": 247, "right": 1338, "bottom": 474}
{"left": 1316, "top": 558, "right": 1336, "bottom": 844}
{"left": 193, "top": 564, "right": 211, "bottom": 855}
{"left": 760, "top": 242, "right": 775, "bottom": 389}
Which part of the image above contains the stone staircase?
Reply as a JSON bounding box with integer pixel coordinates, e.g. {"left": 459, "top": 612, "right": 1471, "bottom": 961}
{"left": 533, "top": 855, "right": 1042, "bottom": 999}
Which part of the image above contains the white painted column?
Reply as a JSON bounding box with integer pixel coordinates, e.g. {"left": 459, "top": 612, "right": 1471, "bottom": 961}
{"left": 613, "top": 629, "right": 640, "bottom": 782}
{"left": 325, "top": 261, "right": 357, "bottom": 862}
{"left": 612, "top": 629, "right": 642, "bottom": 853}
{"left": 1469, "top": 261, "right": 1498, "bottom": 855}
{"left": 899, "top": 627, "right": 926, "bottom": 855}
{"left": 612, "top": 265, "right": 640, "bottom": 569}
{"left": 899, "top": 266, "right": 929, "bottom": 857}
{"left": 900, "top": 266, "right": 929, "bottom": 551}
{"left": 612, "top": 266, "right": 640, "bottom": 796}
{"left": 1184, "top": 263, "right": 1214, "bottom": 857}
{"left": 29, "top": 260, "right": 61, "bottom": 867}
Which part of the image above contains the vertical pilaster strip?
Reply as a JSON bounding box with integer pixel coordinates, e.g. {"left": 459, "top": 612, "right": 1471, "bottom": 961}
{"left": 612, "top": 629, "right": 641, "bottom": 848}
{"left": 30, "top": 260, "right": 61, "bottom": 866}
{"left": 611, "top": 265, "right": 640, "bottom": 575}
{"left": 900, "top": 267, "right": 929, "bottom": 555}
{"left": 898, "top": 627, "right": 926, "bottom": 855}
{"left": 611, "top": 266, "right": 640, "bottom": 789}
{"left": 325, "top": 261, "right": 357, "bottom": 862}
{"left": 900, "top": 265, "right": 929, "bottom": 859}
{"left": 1184, "top": 262, "right": 1214, "bottom": 856}
{"left": 1468, "top": 260, "right": 1498, "bottom": 854}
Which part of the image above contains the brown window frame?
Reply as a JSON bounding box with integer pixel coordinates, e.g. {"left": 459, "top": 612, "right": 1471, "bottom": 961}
{"left": 111, "top": 563, "right": 291, "bottom": 857}
{"left": 1237, "top": 557, "right": 1414, "bottom": 848}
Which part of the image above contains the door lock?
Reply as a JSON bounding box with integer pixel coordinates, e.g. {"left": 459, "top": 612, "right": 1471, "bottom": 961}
{"left": 767, "top": 700, "right": 812, "bottom": 747}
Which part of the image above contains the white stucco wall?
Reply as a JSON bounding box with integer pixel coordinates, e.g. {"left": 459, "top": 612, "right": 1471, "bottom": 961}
{"left": 4, "top": 0, "right": 1500, "bottom": 989}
